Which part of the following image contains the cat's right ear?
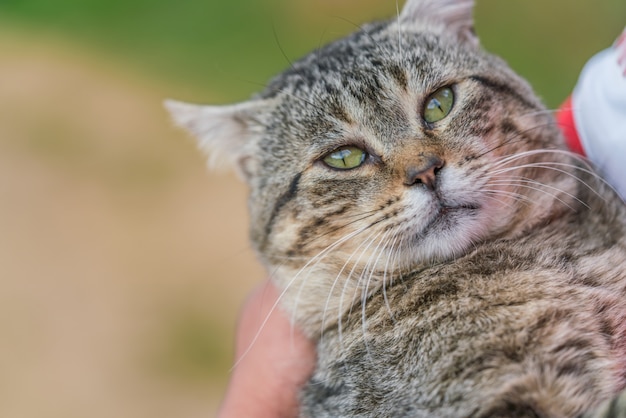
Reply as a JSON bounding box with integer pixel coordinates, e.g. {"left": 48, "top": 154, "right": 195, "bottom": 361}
{"left": 164, "top": 99, "right": 269, "bottom": 182}
{"left": 399, "top": 0, "right": 478, "bottom": 47}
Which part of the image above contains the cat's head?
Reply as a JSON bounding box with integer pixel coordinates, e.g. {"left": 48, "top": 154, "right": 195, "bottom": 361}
{"left": 167, "top": 0, "right": 574, "bottom": 331}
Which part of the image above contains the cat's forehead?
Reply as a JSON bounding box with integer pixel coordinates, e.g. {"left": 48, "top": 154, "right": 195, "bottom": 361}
{"left": 257, "top": 21, "right": 482, "bottom": 148}
{"left": 261, "top": 21, "right": 476, "bottom": 103}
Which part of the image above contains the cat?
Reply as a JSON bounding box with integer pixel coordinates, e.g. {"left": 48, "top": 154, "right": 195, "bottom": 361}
{"left": 166, "top": 0, "right": 626, "bottom": 416}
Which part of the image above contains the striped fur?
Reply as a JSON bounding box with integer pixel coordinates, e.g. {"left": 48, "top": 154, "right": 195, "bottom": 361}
{"left": 168, "top": 0, "right": 626, "bottom": 416}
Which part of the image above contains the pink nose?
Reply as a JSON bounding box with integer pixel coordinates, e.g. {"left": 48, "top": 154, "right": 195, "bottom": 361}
{"left": 404, "top": 156, "right": 444, "bottom": 190}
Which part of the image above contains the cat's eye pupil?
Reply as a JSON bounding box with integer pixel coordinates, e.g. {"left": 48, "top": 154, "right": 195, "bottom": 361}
{"left": 323, "top": 146, "right": 366, "bottom": 170}
{"left": 423, "top": 87, "right": 455, "bottom": 124}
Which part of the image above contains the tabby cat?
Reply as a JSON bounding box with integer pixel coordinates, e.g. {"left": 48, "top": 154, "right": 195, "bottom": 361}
{"left": 166, "top": 0, "right": 626, "bottom": 416}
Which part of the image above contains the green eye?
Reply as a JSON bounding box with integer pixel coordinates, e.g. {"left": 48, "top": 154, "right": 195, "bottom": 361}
{"left": 323, "top": 146, "right": 367, "bottom": 170}
{"left": 423, "top": 86, "right": 454, "bottom": 124}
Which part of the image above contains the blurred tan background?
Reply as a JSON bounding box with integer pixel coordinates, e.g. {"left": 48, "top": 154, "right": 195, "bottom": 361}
{"left": 0, "top": 1, "right": 624, "bottom": 417}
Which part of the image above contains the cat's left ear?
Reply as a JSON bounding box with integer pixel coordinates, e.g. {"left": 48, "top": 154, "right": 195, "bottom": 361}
{"left": 165, "top": 99, "right": 270, "bottom": 182}
{"left": 400, "top": 0, "right": 478, "bottom": 47}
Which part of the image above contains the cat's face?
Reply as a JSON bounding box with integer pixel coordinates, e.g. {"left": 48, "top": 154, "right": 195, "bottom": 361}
{"left": 167, "top": 0, "right": 573, "bottom": 331}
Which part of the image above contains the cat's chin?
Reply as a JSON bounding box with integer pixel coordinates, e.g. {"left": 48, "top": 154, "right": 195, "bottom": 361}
{"left": 428, "top": 203, "right": 481, "bottom": 226}
{"left": 401, "top": 203, "right": 486, "bottom": 265}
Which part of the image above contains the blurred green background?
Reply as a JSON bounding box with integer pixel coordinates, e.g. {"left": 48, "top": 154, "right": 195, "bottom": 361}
{"left": 2, "top": 0, "right": 625, "bottom": 103}
{"left": 0, "top": 1, "right": 624, "bottom": 417}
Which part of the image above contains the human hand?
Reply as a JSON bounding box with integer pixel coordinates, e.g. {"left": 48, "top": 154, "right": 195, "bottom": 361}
{"left": 217, "top": 281, "right": 316, "bottom": 418}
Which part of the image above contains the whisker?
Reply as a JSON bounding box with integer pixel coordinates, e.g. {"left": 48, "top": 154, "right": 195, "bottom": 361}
{"left": 382, "top": 230, "right": 402, "bottom": 323}
{"left": 231, "top": 219, "right": 378, "bottom": 371}
{"left": 488, "top": 176, "right": 589, "bottom": 209}
{"left": 335, "top": 229, "right": 384, "bottom": 349}
{"left": 491, "top": 162, "right": 605, "bottom": 202}
{"left": 482, "top": 188, "right": 534, "bottom": 207}
{"left": 486, "top": 182, "right": 578, "bottom": 212}
{"left": 396, "top": 0, "right": 403, "bottom": 61}
{"left": 271, "top": 22, "right": 294, "bottom": 70}
{"left": 334, "top": 212, "right": 401, "bottom": 345}
{"left": 518, "top": 108, "right": 562, "bottom": 118}
{"left": 332, "top": 16, "right": 396, "bottom": 64}
{"left": 359, "top": 229, "right": 394, "bottom": 361}
{"left": 317, "top": 230, "right": 377, "bottom": 378}
{"left": 343, "top": 228, "right": 386, "bottom": 316}
{"left": 306, "top": 209, "right": 382, "bottom": 245}
{"left": 473, "top": 122, "right": 559, "bottom": 160}
{"left": 490, "top": 148, "right": 592, "bottom": 171}
{"left": 292, "top": 223, "right": 374, "bottom": 327}
{"left": 318, "top": 226, "right": 382, "bottom": 336}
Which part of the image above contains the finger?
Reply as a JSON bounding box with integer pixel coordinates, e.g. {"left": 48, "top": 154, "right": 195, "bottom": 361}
{"left": 218, "top": 281, "right": 316, "bottom": 418}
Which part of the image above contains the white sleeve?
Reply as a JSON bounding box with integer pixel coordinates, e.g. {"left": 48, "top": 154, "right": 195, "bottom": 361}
{"left": 572, "top": 32, "right": 626, "bottom": 201}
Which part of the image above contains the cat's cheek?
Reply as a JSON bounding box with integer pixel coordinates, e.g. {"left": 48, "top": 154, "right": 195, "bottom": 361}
{"left": 265, "top": 222, "right": 303, "bottom": 260}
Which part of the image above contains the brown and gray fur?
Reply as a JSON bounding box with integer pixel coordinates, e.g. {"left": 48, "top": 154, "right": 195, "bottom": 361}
{"left": 166, "top": 0, "right": 626, "bottom": 416}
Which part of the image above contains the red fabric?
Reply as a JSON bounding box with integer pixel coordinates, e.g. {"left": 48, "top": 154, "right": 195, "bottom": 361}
{"left": 556, "top": 96, "right": 586, "bottom": 156}
{"left": 617, "top": 29, "right": 626, "bottom": 75}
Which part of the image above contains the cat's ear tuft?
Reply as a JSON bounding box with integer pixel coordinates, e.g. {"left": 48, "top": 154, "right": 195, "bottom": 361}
{"left": 165, "top": 99, "right": 269, "bottom": 182}
{"left": 400, "top": 0, "right": 478, "bottom": 47}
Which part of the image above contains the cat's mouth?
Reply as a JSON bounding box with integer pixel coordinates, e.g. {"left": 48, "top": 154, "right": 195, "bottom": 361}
{"left": 420, "top": 202, "right": 481, "bottom": 235}
{"left": 404, "top": 200, "right": 484, "bottom": 261}
{"left": 438, "top": 203, "right": 481, "bottom": 216}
